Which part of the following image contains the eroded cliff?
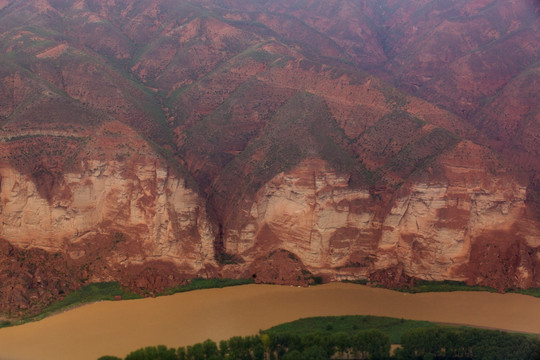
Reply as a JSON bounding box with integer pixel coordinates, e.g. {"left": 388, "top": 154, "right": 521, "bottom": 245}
{"left": 0, "top": 122, "right": 217, "bottom": 314}
{"left": 219, "top": 142, "right": 539, "bottom": 289}
{"left": 0, "top": 0, "right": 538, "bottom": 314}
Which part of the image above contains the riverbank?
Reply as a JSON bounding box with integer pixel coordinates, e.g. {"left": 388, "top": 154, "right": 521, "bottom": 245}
{"left": 1, "top": 283, "right": 540, "bottom": 360}
{"left": 4, "top": 278, "right": 539, "bottom": 330}
{"left": 0, "top": 278, "right": 254, "bottom": 329}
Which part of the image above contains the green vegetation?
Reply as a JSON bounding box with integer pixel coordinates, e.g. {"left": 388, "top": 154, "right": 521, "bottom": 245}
{"left": 3, "top": 279, "right": 254, "bottom": 328}
{"left": 0, "top": 282, "right": 141, "bottom": 329}
{"left": 103, "top": 330, "right": 392, "bottom": 360}
{"left": 386, "top": 127, "right": 459, "bottom": 179}
{"left": 397, "top": 327, "right": 540, "bottom": 360}
{"left": 395, "top": 280, "right": 497, "bottom": 294}
{"left": 98, "top": 316, "right": 540, "bottom": 359}
{"left": 384, "top": 279, "right": 540, "bottom": 299}
{"left": 27, "top": 282, "right": 142, "bottom": 322}
{"left": 343, "top": 279, "right": 540, "bottom": 299}
{"left": 0, "top": 320, "right": 12, "bottom": 329}
{"left": 378, "top": 84, "right": 409, "bottom": 110}
{"left": 217, "top": 252, "right": 242, "bottom": 265}
{"left": 213, "top": 91, "right": 371, "bottom": 204}
{"left": 265, "top": 315, "right": 437, "bottom": 344}
{"left": 512, "top": 287, "right": 540, "bottom": 298}
{"left": 344, "top": 279, "right": 540, "bottom": 299}
{"left": 158, "top": 278, "right": 254, "bottom": 296}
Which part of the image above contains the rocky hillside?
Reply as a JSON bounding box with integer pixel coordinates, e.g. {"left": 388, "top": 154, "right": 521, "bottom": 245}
{"left": 0, "top": 0, "right": 539, "bottom": 315}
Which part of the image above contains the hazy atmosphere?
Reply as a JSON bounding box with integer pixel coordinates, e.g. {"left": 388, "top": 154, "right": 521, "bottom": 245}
{"left": 0, "top": 0, "right": 538, "bottom": 359}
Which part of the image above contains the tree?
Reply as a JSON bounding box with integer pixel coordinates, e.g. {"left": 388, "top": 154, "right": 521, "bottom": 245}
{"left": 202, "top": 339, "right": 219, "bottom": 359}
{"left": 362, "top": 330, "right": 390, "bottom": 359}
{"left": 331, "top": 332, "right": 351, "bottom": 359}
{"left": 187, "top": 343, "right": 205, "bottom": 360}
{"left": 227, "top": 336, "right": 251, "bottom": 360}
{"left": 177, "top": 347, "right": 187, "bottom": 360}
{"left": 219, "top": 340, "right": 229, "bottom": 358}
{"left": 281, "top": 349, "right": 303, "bottom": 360}
{"left": 125, "top": 345, "right": 177, "bottom": 360}
{"left": 302, "top": 345, "right": 327, "bottom": 360}
{"left": 253, "top": 343, "right": 265, "bottom": 360}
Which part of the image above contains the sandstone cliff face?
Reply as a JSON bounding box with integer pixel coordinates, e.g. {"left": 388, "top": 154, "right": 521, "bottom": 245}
{"left": 0, "top": 122, "right": 217, "bottom": 313}
{"left": 0, "top": 0, "right": 539, "bottom": 315}
{"left": 221, "top": 142, "right": 540, "bottom": 289}
{"left": 0, "top": 158, "right": 214, "bottom": 265}
{"left": 224, "top": 158, "right": 378, "bottom": 268}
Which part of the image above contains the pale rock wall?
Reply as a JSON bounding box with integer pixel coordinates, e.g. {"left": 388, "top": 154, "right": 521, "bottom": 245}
{"left": 224, "top": 158, "right": 379, "bottom": 269}
{"left": 0, "top": 159, "right": 215, "bottom": 270}
{"left": 224, "top": 152, "right": 536, "bottom": 283}
{"left": 376, "top": 181, "right": 529, "bottom": 280}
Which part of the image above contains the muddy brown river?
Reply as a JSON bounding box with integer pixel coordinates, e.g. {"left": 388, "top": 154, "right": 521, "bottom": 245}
{"left": 1, "top": 283, "right": 540, "bottom": 360}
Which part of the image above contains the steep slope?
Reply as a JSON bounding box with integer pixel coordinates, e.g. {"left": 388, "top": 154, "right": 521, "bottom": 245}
{"left": 0, "top": 0, "right": 538, "bottom": 315}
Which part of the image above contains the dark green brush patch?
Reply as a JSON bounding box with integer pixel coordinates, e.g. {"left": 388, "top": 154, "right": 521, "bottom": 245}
{"left": 217, "top": 91, "right": 371, "bottom": 198}
{"left": 397, "top": 280, "right": 497, "bottom": 294}
{"left": 21, "top": 282, "right": 142, "bottom": 324}
{"left": 264, "top": 315, "right": 438, "bottom": 344}
{"left": 365, "top": 279, "right": 540, "bottom": 299}
{"left": 245, "top": 49, "right": 281, "bottom": 64}
{"left": 5, "top": 279, "right": 255, "bottom": 326}
{"left": 157, "top": 278, "right": 254, "bottom": 296}
{"left": 353, "top": 110, "right": 426, "bottom": 161}
{"left": 378, "top": 83, "right": 409, "bottom": 110}
{"left": 0, "top": 320, "right": 12, "bottom": 329}
{"left": 386, "top": 127, "right": 459, "bottom": 179}
{"left": 216, "top": 252, "right": 243, "bottom": 265}
{"left": 509, "top": 287, "right": 540, "bottom": 298}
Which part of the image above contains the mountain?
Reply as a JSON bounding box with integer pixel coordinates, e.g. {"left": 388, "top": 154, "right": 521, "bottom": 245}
{"left": 0, "top": 0, "right": 539, "bottom": 315}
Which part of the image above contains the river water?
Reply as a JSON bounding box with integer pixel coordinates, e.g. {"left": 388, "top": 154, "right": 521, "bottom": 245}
{"left": 0, "top": 283, "right": 539, "bottom": 360}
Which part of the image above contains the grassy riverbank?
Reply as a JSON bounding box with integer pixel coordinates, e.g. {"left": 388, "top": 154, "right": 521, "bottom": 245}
{"left": 406, "top": 280, "right": 540, "bottom": 298}
{"left": 158, "top": 278, "right": 254, "bottom": 296}
{"left": 396, "top": 280, "right": 496, "bottom": 294}
{"left": 0, "top": 278, "right": 254, "bottom": 329}
{"left": 0, "top": 282, "right": 141, "bottom": 328}
{"left": 344, "top": 279, "right": 540, "bottom": 298}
